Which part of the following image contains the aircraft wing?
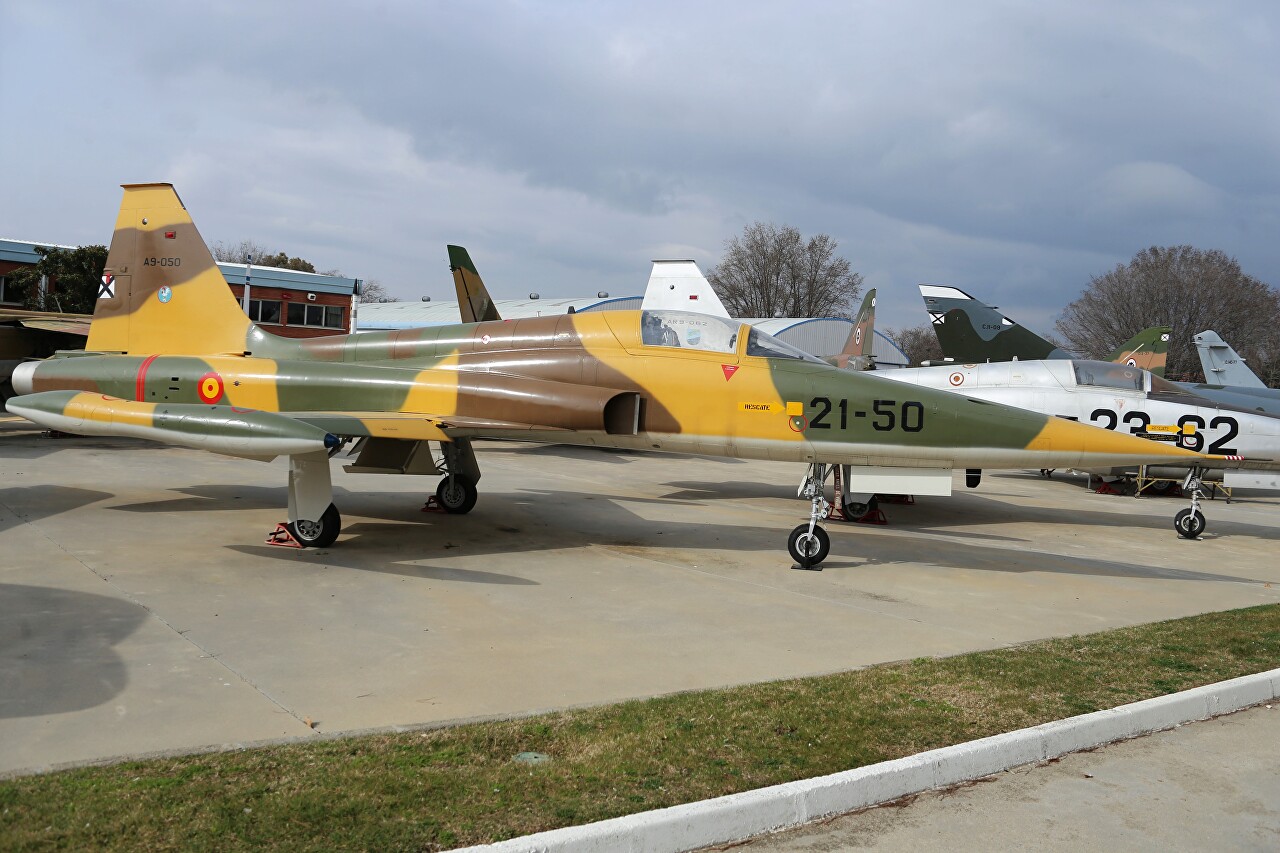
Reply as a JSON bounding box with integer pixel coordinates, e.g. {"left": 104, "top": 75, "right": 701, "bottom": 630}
{"left": 13, "top": 318, "right": 92, "bottom": 335}
{"left": 5, "top": 391, "right": 341, "bottom": 458}
{"left": 0, "top": 308, "right": 93, "bottom": 336}
{"left": 3, "top": 392, "right": 578, "bottom": 461}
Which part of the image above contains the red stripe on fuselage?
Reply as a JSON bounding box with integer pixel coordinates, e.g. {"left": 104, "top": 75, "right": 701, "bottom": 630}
{"left": 136, "top": 354, "right": 159, "bottom": 402}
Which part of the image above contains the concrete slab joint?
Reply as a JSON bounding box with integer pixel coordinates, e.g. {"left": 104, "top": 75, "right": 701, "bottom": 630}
{"left": 452, "top": 668, "right": 1280, "bottom": 853}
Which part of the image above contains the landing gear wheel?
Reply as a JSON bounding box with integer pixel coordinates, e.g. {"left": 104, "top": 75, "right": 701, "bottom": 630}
{"left": 788, "top": 524, "right": 830, "bottom": 569}
{"left": 1174, "top": 508, "right": 1205, "bottom": 539}
{"left": 435, "top": 475, "right": 478, "bottom": 515}
{"left": 287, "top": 503, "right": 341, "bottom": 548}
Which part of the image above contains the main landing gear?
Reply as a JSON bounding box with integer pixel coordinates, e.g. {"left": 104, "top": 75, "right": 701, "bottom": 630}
{"left": 789, "top": 463, "right": 833, "bottom": 570}
{"left": 267, "top": 451, "right": 342, "bottom": 548}
{"left": 267, "top": 437, "right": 487, "bottom": 548}
{"left": 424, "top": 439, "right": 482, "bottom": 515}
{"left": 434, "top": 474, "right": 478, "bottom": 514}
{"left": 1174, "top": 468, "right": 1207, "bottom": 540}
{"left": 287, "top": 503, "right": 342, "bottom": 548}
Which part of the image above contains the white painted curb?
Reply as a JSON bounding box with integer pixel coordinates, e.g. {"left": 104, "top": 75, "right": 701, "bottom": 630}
{"left": 452, "top": 668, "right": 1280, "bottom": 853}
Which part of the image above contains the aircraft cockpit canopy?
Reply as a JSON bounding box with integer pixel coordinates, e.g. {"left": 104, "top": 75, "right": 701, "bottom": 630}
{"left": 639, "top": 310, "right": 824, "bottom": 363}
{"left": 745, "top": 327, "right": 824, "bottom": 363}
{"left": 1071, "top": 360, "right": 1145, "bottom": 392}
{"left": 641, "top": 310, "right": 739, "bottom": 352}
{"left": 1149, "top": 374, "right": 1200, "bottom": 398}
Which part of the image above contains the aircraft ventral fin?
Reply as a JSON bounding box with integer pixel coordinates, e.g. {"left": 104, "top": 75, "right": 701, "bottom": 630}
{"left": 289, "top": 411, "right": 571, "bottom": 441}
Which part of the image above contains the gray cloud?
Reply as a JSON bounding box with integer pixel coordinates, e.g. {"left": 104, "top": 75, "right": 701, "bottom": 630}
{"left": 2, "top": 0, "right": 1276, "bottom": 331}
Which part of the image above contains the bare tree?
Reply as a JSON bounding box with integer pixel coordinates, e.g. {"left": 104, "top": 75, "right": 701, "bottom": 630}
{"left": 1056, "top": 246, "right": 1280, "bottom": 382}
{"left": 211, "top": 239, "right": 274, "bottom": 264}
{"left": 886, "top": 323, "right": 944, "bottom": 366}
{"left": 708, "top": 222, "right": 863, "bottom": 318}
{"left": 211, "top": 239, "right": 318, "bottom": 273}
{"left": 359, "top": 279, "right": 395, "bottom": 302}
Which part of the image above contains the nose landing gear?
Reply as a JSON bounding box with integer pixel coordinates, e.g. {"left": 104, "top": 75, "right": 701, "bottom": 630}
{"left": 1174, "top": 468, "right": 1207, "bottom": 539}
{"left": 790, "top": 463, "right": 832, "bottom": 570}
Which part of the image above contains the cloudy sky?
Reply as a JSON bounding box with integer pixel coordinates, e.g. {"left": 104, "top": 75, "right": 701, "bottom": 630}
{"left": 3, "top": 1, "right": 1277, "bottom": 331}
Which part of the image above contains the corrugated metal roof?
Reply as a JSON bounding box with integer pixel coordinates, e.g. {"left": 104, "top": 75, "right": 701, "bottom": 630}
{"left": 356, "top": 301, "right": 910, "bottom": 365}
{"left": 0, "top": 238, "right": 82, "bottom": 265}
{"left": 218, "top": 263, "right": 358, "bottom": 295}
{"left": 0, "top": 239, "right": 359, "bottom": 296}
{"left": 356, "top": 295, "right": 642, "bottom": 329}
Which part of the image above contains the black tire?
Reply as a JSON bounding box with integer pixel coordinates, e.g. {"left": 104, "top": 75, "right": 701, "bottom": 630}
{"left": 1146, "top": 480, "right": 1175, "bottom": 496}
{"left": 288, "top": 503, "right": 341, "bottom": 548}
{"left": 844, "top": 502, "right": 869, "bottom": 519}
{"left": 1174, "top": 508, "right": 1206, "bottom": 540}
{"left": 788, "top": 524, "right": 831, "bottom": 569}
{"left": 435, "top": 475, "right": 478, "bottom": 515}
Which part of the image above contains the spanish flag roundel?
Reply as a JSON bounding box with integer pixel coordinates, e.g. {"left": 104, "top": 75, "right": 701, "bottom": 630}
{"left": 197, "top": 372, "right": 225, "bottom": 404}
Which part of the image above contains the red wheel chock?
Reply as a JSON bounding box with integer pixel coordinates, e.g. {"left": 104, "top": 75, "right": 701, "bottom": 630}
{"left": 854, "top": 508, "right": 888, "bottom": 525}
{"left": 422, "top": 497, "right": 445, "bottom": 513}
{"left": 1094, "top": 481, "right": 1124, "bottom": 496}
{"left": 266, "top": 523, "right": 303, "bottom": 548}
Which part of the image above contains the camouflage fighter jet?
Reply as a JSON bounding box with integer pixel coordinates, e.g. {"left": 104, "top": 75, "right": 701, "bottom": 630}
{"left": 5, "top": 184, "right": 1211, "bottom": 567}
{"left": 921, "top": 284, "right": 1073, "bottom": 362}
{"left": 821, "top": 289, "right": 877, "bottom": 371}
{"left": 921, "top": 285, "right": 1173, "bottom": 376}
{"left": 1105, "top": 326, "right": 1172, "bottom": 376}
{"left": 920, "top": 284, "right": 1280, "bottom": 414}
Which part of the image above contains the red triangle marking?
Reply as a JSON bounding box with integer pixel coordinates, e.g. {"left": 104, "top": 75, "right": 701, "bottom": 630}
{"left": 722, "top": 364, "right": 739, "bottom": 381}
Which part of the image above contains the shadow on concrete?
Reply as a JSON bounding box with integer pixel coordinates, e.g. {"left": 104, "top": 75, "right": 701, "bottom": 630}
{"left": 0, "top": 485, "right": 115, "bottom": 535}
{"left": 209, "top": 484, "right": 1273, "bottom": 587}
{"left": 0, "top": 583, "right": 145, "bottom": 719}
{"left": 823, "top": 529, "right": 1265, "bottom": 584}
{"left": 898, "top": 488, "right": 1278, "bottom": 542}
{"left": 0, "top": 418, "right": 154, "bottom": 459}
{"left": 225, "top": 536, "right": 541, "bottom": 585}
{"left": 109, "top": 484, "right": 290, "bottom": 514}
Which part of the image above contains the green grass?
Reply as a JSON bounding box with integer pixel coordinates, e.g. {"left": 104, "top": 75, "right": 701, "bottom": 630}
{"left": 3, "top": 604, "right": 1278, "bottom": 852}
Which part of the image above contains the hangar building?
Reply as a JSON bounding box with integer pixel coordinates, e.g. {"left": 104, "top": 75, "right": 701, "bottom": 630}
{"left": 0, "top": 238, "right": 360, "bottom": 338}
{"left": 357, "top": 298, "right": 909, "bottom": 366}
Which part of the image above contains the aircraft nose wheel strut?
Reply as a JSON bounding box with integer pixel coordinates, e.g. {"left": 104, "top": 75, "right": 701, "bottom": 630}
{"left": 790, "top": 463, "right": 832, "bottom": 570}
{"left": 1174, "top": 467, "right": 1207, "bottom": 539}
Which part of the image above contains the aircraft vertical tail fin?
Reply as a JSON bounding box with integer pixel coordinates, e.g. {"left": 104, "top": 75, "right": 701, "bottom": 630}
{"left": 86, "top": 183, "right": 253, "bottom": 355}
{"left": 448, "top": 245, "right": 502, "bottom": 323}
{"left": 1107, "top": 326, "right": 1171, "bottom": 377}
{"left": 831, "top": 288, "right": 876, "bottom": 369}
{"left": 920, "top": 284, "right": 1070, "bottom": 363}
{"left": 1194, "top": 330, "right": 1265, "bottom": 387}
{"left": 640, "top": 260, "right": 731, "bottom": 318}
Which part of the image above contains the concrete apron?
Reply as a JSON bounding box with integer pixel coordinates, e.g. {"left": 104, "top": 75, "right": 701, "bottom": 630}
{"left": 453, "top": 668, "right": 1280, "bottom": 853}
